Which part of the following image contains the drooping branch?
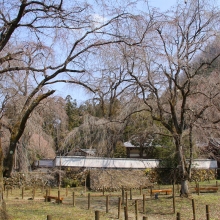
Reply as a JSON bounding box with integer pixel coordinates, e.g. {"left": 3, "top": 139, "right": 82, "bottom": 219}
{"left": 3, "top": 90, "right": 55, "bottom": 177}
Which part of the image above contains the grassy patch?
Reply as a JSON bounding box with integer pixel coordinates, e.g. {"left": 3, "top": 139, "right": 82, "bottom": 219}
{"left": 4, "top": 181, "right": 220, "bottom": 220}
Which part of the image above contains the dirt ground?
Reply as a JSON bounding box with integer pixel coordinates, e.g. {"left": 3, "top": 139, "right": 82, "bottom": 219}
{"left": 89, "top": 169, "right": 152, "bottom": 191}
{"left": 5, "top": 182, "right": 220, "bottom": 220}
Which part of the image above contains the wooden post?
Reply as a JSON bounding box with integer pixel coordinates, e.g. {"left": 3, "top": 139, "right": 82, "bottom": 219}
{"left": 102, "top": 186, "right": 105, "bottom": 196}
{"left": 118, "top": 197, "right": 121, "bottom": 219}
{"left": 124, "top": 206, "right": 128, "bottom": 220}
{"left": 95, "top": 210, "right": 100, "bottom": 220}
{"left": 85, "top": 178, "right": 86, "bottom": 193}
{"left": 58, "top": 190, "right": 61, "bottom": 204}
{"left": 59, "top": 154, "right": 61, "bottom": 190}
{"left": 216, "top": 181, "right": 218, "bottom": 187}
{"left": 22, "top": 187, "right": 24, "bottom": 199}
{"left": 143, "top": 194, "right": 145, "bottom": 213}
{"left": 125, "top": 191, "right": 128, "bottom": 207}
{"left": 206, "top": 205, "right": 210, "bottom": 220}
{"left": 106, "top": 195, "right": 109, "bottom": 213}
{"left": 192, "top": 199, "right": 196, "bottom": 220}
{"left": 45, "top": 189, "right": 48, "bottom": 202}
{"left": 135, "top": 200, "right": 138, "bottom": 220}
{"left": 173, "top": 182, "right": 176, "bottom": 214}
{"left": 176, "top": 212, "right": 181, "bottom": 220}
{"left": 122, "top": 187, "right": 124, "bottom": 205}
{"left": 73, "top": 192, "right": 75, "bottom": 207}
{"left": 32, "top": 188, "right": 35, "bottom": 200}
{"left": 47, "top": 215, "right": 52, "bottom": 220}
{"left": 66, "top": 187, "right": 68, "bottom": 197}
{"left": 88, "top": 193, "right": 91, "bottom": 210}
{"left": 150, "top": 186, "right": 153, "bottom": 198}
{"left": 140, "top": 185, "right": 142, "bottom": 195}
{"left": 130, "top": 188, "right": 132, "bottom": 200}
{"left": 197, "top": 183, "right": 200, "bottom": 195}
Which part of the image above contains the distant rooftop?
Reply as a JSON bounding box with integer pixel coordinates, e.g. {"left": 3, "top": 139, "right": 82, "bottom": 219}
{"left": 123, "top": 141, "right": 155, "bottom": 148}
{"left": 80, "top": 149, "right": 96, "bottom": 155}
{"left": 123, "top": 141, "right": 136, "bottom": 148}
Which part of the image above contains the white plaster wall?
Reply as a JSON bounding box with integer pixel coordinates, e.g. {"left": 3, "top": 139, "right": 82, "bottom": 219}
{"left": 55, "top": 157, "right": 159, "bottom": 169}
{"left": 35, "top": 157, "right": 217, "bottom": 169}
{"left": 54, "top": 157, "right": 217, "bottom": 169}
{"left": 190, "top": 159, "right": 217, "bottom": 169}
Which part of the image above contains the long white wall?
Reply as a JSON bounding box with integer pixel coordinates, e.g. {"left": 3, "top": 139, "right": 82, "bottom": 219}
{"left": 54, "top": 157, "right": 159, "bottom": 169}
{"left": 189, "top": 159, "right": 218, "bottom": 169}
{"left": 53, "top": 157, "right": 217, "bottom": 169}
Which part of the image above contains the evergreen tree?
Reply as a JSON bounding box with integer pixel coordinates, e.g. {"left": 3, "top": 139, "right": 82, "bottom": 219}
{"left": 65, "top": 95, "right": 82, "bottom": 130}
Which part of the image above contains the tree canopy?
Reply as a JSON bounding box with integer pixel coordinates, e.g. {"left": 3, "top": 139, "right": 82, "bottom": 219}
{"left": 0, "top": 0, "right": 220, "bottom": 199}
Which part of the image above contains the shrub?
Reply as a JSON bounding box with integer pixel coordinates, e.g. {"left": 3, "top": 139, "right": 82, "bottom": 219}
{"left": 62, "top": 178, "right": 80, "bottom": 187}
{"left": 190, "top": 169, "right": 216, "bottom": 182}
{"left": 145, "top": 169, "right": 159, "bottom": 183}
{"left": 145, "top": 168, "right": 216, "bottom": 184}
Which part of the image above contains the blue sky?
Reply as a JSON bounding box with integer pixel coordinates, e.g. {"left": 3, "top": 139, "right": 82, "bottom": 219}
{"left": 148, "top": 0, "right": 178, "bottom": 10}
{"left": 55, "top": 0, "right": 180, "bottom": 103}
{"left": 149, "top": 0, "right": 220, "bottom": 10}
{"left": 55, "top": 0, "right": 219, "bottom": 104}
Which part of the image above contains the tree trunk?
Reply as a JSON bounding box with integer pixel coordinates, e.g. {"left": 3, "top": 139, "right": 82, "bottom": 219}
{"left": 188, "top": 125, "right": 193, "bottom": 180}
{"left": 174, "top": 135, "right": 190, "bottom": 197}
{"left": 0, "top": 128, "right": 3, "bottom": 198}
{"left": 0, "top": 124, "right": 4, "bottom": 197}
{"left": 178, "top": 146, "right": 190, "bottom": 197}
{"left": 0, "top": 125, "right": 8, "bottom": 219}
{"left": 3, "top": 90, "right": 55, "bottom": 177}
{"left": 180, "top": 179, "right": 189, "bottom": 196}
{"left": 3, "top": 140, "right": 16, "bottom": 178}
{"left": 0, "top": 127, "right": 3, "bottom": 199}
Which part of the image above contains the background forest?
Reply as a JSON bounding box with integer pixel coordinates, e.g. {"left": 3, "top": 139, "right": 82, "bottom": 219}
{"left": 2, "top": 52, "right": 220, "bottom": 173}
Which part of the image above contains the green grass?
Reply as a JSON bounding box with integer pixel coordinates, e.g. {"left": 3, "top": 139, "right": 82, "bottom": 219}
{"left": 4, "top": 181, "right": 220, "bottom": 220}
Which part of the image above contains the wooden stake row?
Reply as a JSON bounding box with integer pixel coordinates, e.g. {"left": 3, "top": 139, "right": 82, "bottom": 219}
{"left": 4, "top": 184, "right": 215, "bottom": 219}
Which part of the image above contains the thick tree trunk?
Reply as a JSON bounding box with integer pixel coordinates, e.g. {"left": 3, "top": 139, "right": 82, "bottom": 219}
{"left": 3, "top": 141, "right": 16, "bottom": 177}
{"left": 0, "top": 127, "right": 3, "bottom": 199}
{"left": 180, "top": 179, "right": 189, "bottom": 196}
{"left": 0, "top": 125, "right": 4, "bottom": 198}
{"left": 3, "top": 90, "right": 55, "bottom": 177}
{"left": 178, "top": 146, "right": 190, "bottom": 197}
{"left": 174, "top": 135, "right": 190, "bottom": 197}
{"left": 0, "top": 125, "right": 8, "bottom": 219}
{"left": 188, "top": 125, "right": 193, "bottom": 180}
